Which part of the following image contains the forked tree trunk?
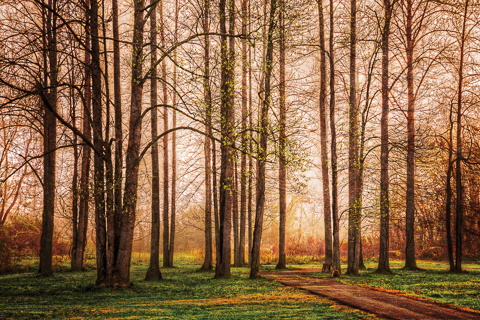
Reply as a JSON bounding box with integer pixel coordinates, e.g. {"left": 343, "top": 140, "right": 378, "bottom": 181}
{"left": 250, "top": 0, "right": 277, "bottom": 279}
{"left": 112, "top": 0, "right": 146, "bottom": 287}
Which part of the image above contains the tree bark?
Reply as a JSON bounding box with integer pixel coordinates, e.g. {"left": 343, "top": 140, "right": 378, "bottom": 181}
{"left": 276, "top": 0, "right": 287, "bottom": 270}
{"left": 168, "top": 0, "right": 179, "bottom": 268}
{"left": 250, "top": 0, "right": 277, "bottom": 279}
{"left": 112, "top": 0, "right": 146, "bottom": 287}
{"left": 455, "top": 0, "right": 469, "bottom": 273}
{"left": 91, "top": 0, "right": 107, "bottom": 284}
{"left": 215, "top": 0, "right": 235, "bottom": 279}
{"left": 145, "top": 0, "right": 162, "bottom": 281}
{"left": 240, "top": 0, "right": 248, "bottom": 267}
{"left": 446, "top": 103, "right": 455, "bottom": 272}
{"left": 317, "top": 0, "right": 332, "bottom": 273}
{"left": 40, "top": 0, "right": 57, "bottom": 277}
{"left": 161, "top": 0, "right": 171, "bottom": 269}
{"left": 72, "top": 2, "right": 91, "bottom": 271}
{"left": 404, "top": 0, "right": 418, "bottom": 271}
{"left": 377, "top": 0, "right": 393, "bottom": 274}
{"left": 201, "top": 0, "right": 213, "bottom": 272}
{"left": 328, "top": 0, "right": 340, "bottom": 274}
{"left": 346, "top": 0, "right": 360, "bottom": 276}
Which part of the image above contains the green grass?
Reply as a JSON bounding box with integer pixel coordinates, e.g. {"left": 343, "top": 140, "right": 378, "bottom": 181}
{"left": 0, "top": 255, "right": 377, "bottom": 319}
{"left": 304, "top": 260, "right": 480, "bottom": 312}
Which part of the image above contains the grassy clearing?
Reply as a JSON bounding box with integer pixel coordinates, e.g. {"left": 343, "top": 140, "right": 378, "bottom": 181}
{"left": 301, "top": 260, "right": 480, "bottom": 312}
{"left": 0, "top": 255, "right": 377, "bottom": 320}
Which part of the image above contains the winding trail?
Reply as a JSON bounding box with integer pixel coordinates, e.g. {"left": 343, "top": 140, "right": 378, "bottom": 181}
{"left": 261, "top": 268, "right": 480, "bottom": 320}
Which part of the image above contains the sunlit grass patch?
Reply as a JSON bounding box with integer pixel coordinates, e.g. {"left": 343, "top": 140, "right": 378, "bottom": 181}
{"left": 0, "top": 258, "right": 377, "bottom": 319}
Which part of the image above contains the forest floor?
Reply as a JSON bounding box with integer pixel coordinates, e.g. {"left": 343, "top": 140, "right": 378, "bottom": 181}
{"left": 261, "top": 266, "right": 480, "bottom": 320}
{"left": 0, "top": 255, "right": 376, "bottom": 319}
{"left": 1, "top": 256, "right": 479, "bottom": 319}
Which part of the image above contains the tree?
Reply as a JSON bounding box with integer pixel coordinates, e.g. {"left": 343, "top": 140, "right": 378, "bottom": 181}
{"left": 346, "top": 0, "right": 360, "bottom": 276}
{"left": 317, "top": 0, "right": 332, "bottom": 273}
{"left": 250, "top": 0, "right": 278, "bottom": 279}
{"left": 200, "top": 0, "right": 214, "bottom": 272}
{"left": 145, "top": 0, "right": 162, "bottom": 281}
{"left": 39, "top": 0, "right": 57, "bottom": 278}
{"left": 276, "top": 0, "right": 287, "bottom": 270}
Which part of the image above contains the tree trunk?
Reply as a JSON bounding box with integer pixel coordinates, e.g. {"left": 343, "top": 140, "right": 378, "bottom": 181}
{"left": 91, "top": 0, "right": 107, "bottom": 285}
{"left": 72, "top": 4, "right": 91, "bottom": 270}
{"left": 40, "top": 0, "right": 57, "bottom": 277}
{"left": 317, "top": 0, "right": 333, "bottom": 273}
{"left": 233, "top": 159, "right": 240, "bottom": 267}
{"left": 112, "top": 0, "right": 123, "bottom": 263}
{"left": 346, "top": 0, "right": 360, "bottom": 276}
{"left": 145, "top": 0, "right": 162, "bottom": 281}
{"left": 444, "top": 101, "right": 455, "bottom": 271}
{"left": 112, "top": 0, "right": 145, "bottom": 287}
{"left": 201, "top": 0, "right": 213, "bottom": 272}
{"left": 455, "top": 0, "right": 468, "bottom": 273}
{"left": 239, "top": 0, "right": 248, "bottom": 267}
{"left": 276, "top": 0, "right": 286, "bottom": 270}
{"left": 377, "top": 0, "right": 393, "bottom": 274}
{"left": 329, "top": 0, "right": 340, "bottom": 274}
{"left": 404, "top": 0, "right": 418, "bottom": 271}
{"left": 161, "top": 0, "right": 171, "bottom": 269}
{"left": 250, "top": 0, "right": 277, "bottom": 279}
{"left": 215, "top": 0, "right": 235, "bottom": 279}
{"left": 247, "top": 0, "right": 254, "bottom": 267}
{"left": 168, "top": 0, "right": 179, "bottom": 268}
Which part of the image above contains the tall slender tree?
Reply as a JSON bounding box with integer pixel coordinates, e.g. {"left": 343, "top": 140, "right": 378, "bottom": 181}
{"left": 145, "top": 0, "right": 162, "bottom": 281}
{"left": 39, "top": 0, "right": 57, "bottom": 277}
{"left": 250, "top": 0, "right": 278, "bottom": 279}
{"left": 317, "top": 0, "right": 333, "bottom": 273}
{"left": 276, "top": 0, "right": 287, "bottom": 270}
{"left": 377, "top": 0, "right": 393, "bottom": 274}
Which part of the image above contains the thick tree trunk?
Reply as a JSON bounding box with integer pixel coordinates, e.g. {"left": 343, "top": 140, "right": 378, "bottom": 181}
{"left": 247, "top": 0, "right": 253, "bottom": 267}
{"left": 250, "top": 0, "right": 277, "bottom": 279}
{"left": 201, "top": 0, "right": 213, "bottom": 272}
{"left": 145, "top": 0, "right": 162, "bottom": 281}
{"left": 346, "top": 0, "right": 360, "bottom": 276}
{"left": 40, "top": 0, "right": 57, "bottom": 277}
{"left": 317, "top": 0, "right": 332, "bottom": 273}
{"left": 377, "top": 0, "right": 392, "bottom": 274}
{"left": 329, "top": 0, "right": 340, "bottom": 274}
{"left": 215, "top": 0, "right": 234, "bottom": 279}
{"left": 404, "top": 0, "right": 418, "bottom": 270}
{"left": 112, "top": 0, "right": 145, "bottom": 287}
{"left": 276, "top": 0, "right": 286, "bottom": 270}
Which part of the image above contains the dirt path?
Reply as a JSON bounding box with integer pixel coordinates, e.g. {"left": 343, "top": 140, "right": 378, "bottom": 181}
{"left": 261, "top": 268, "right": 480, "bottom": 320}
